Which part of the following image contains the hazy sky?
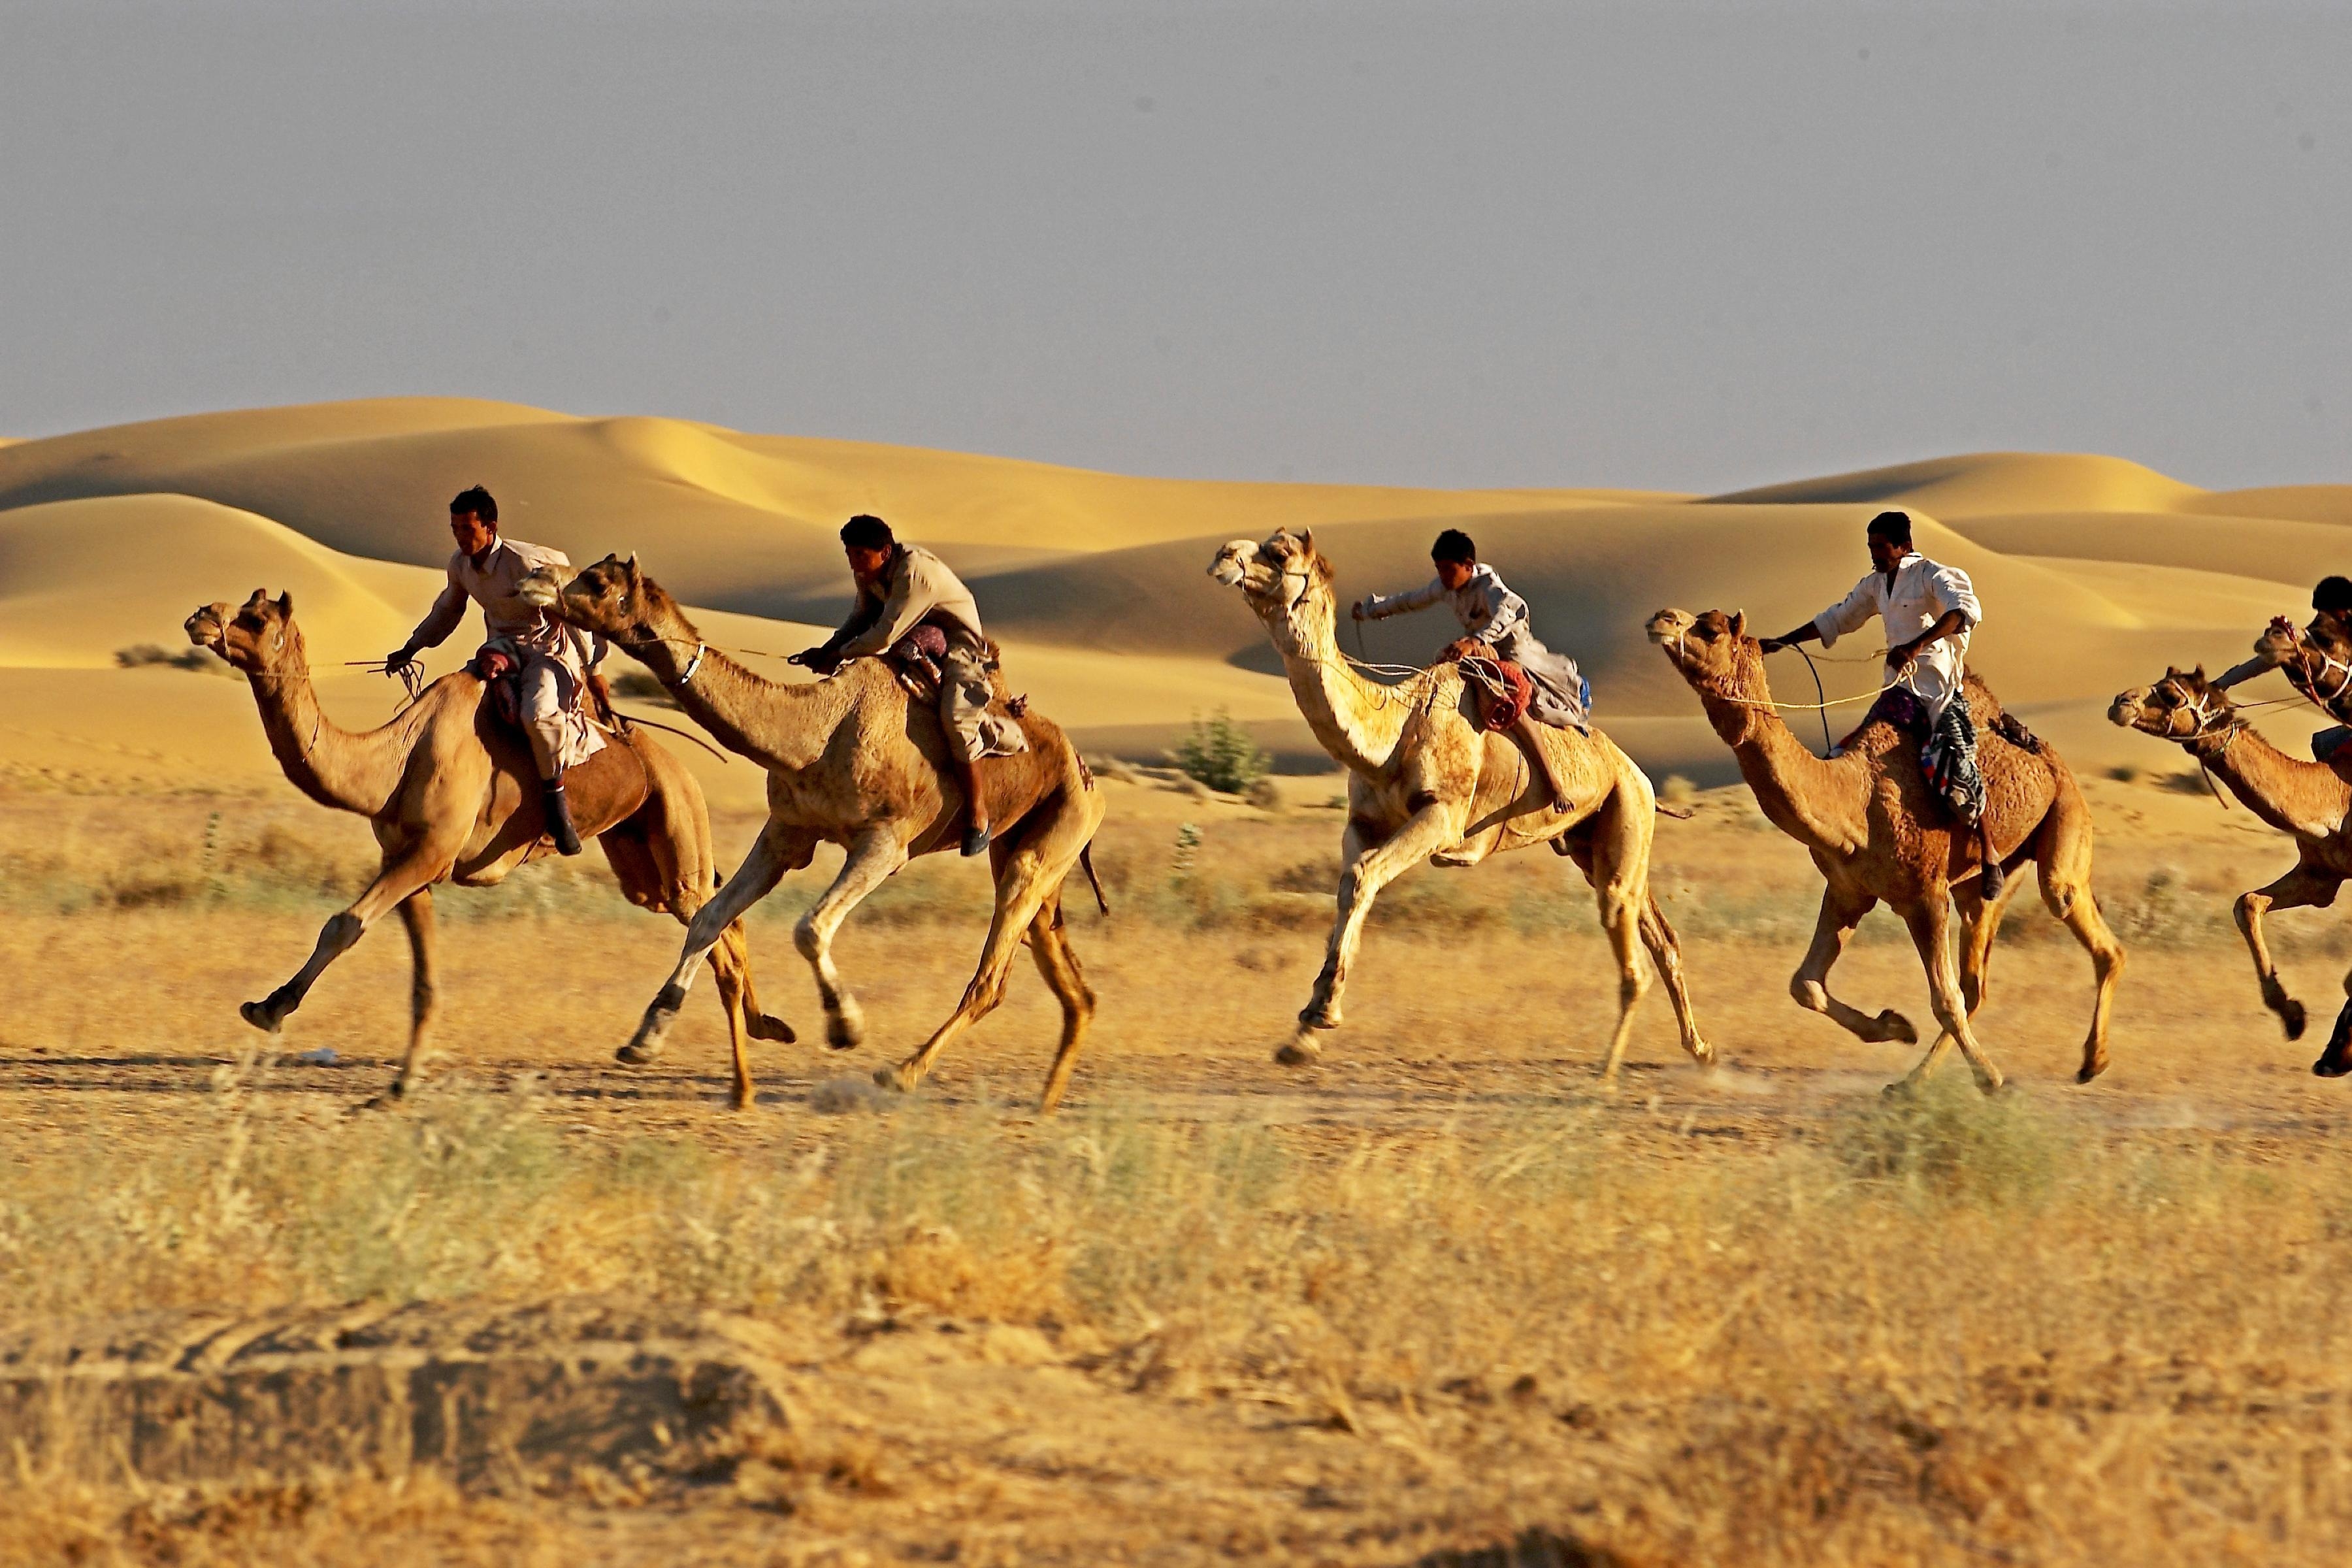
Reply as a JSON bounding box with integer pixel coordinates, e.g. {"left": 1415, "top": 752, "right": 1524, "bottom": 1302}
{"left": 3, "top": 1, "right": 2345, "bottom": 492}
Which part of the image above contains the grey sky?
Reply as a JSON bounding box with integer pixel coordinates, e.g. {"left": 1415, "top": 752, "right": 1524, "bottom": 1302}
{"left": 3, "top": 1, "right": 2344, "bottom": 493}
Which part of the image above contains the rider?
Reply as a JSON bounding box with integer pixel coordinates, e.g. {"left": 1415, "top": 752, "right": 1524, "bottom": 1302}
{"left": 1757, "top": 509, "right": 2002, "bottom": 897}
{"left": 2213, "top": 575, "right": 2352, "bottom": 762}
{"left": 1351, "top": 528, "right": 1586, "bottom": 813}
{"left": 796, "top": 514, "right": 1025, "bottom": 857}
{"left": 385, "top": 485, "right": 600, "bottom": 856}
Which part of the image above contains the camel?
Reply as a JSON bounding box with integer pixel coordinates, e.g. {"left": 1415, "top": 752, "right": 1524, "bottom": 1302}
{"left": 1207, "top": 530, "right": 1711, "bottom": 1079}
{"left": 2108, "top": 665, "right": 2352, "bottom": 1076}
{"left": 184, "top": 591, "right": 792, "bottom": 1105}
{"left": 552, "top": 555, "right": 1107, "bottom": 1112}
{"left": 1648, "top": 608, "right": 2125, "bottom": 1092}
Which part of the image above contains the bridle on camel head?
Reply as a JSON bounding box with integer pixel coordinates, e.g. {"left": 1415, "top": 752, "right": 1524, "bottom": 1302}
{"left": 2168, "top": 682, "right": 2245, "bottom": 808}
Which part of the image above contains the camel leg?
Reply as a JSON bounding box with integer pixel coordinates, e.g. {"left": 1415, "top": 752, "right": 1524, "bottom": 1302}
{"left": 1582, "top": 791, "right": 1656, "bottom": 1084}
{"left": 1891, "top": 898, "right": 2004, "bottom": 1096}
{"left": 1952, "top": 872, "right": 2025, "bottom": 1020}
{"left": 1559, "top": 830, "right": 1710, "bottom": 1068}
{"left": 1028, "top": 898, "right": 1098, "bottom": 1114}
{"left": 390, "top": 889, "right": 438, "bottom": 1097}
{"left": 2315, "top": 976, "right": 2352, "bottom": 1079}
{"left": 1790, "top": 889, "right": 1918, "bottom": 1045}
{"left": 879, "top": 796, "right": 1096, "bottom": 1100}
{"left": 2033, "top": 808, "right": 2128, "bottom": 1084}
{"left": 2234, "top": 861, "right": 2336, "bottom": 1044}
{"left": 1281, "top": 803, "right": 1463, "bottom": 1065}
{"left": 625, "top": 823, "right": 812, "bottom": 1066}
{"left": 793, "top": 828, "right": 909, "bottom": 1054}
{"left": 242, "top": 843, "right": 449, "bottom": 1037}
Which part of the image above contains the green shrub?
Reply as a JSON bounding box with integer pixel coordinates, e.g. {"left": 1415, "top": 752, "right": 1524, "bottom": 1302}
{"left": 1173, "top": 711, "right": 1271, "bottom": 794}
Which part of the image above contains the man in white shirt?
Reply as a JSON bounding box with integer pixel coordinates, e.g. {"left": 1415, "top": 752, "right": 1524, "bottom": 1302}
{"left": 385, "top": 485, "right": 602, "bottom": 855}
{"left": 1759, "top": 510, "right": 2001, "bottom": 896}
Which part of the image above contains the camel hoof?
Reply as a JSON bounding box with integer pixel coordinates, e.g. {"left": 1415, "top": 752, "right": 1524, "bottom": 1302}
{"left": 240, "top": 1000, "right": 284, "bottom": 1035}
{"left": 2313, "top": 1056, "right": 2352, "bottom": 1079}
{"left": 1689, "top": 1041, "right": 1718, "bottom": 1070}
{"left": 730, "top": 1087, "right": 755, "bottom": 1111}
{"left": 873, "top": 1062, "right": 923, "bottom": 1094}
{"left": 826, "top": 1013, "right": 864, "bottom": 1052}
{"left": 1880, "top": 1078, "right": 1919, "bottom": 1100}
{"left": 1296, "top": 1005, "right": 1341, "bottom": 1032}
{"left": 1275, "top": 1037, "right": 1323, "bottom": 1067}
{"left": 2281, "top": 1000, "right": 2308, "bottom": 1041}
{"left": 2075, "top": 1057, "right": 2108, "bottom": 1085}
{"left": 1876, "top": 1009, "right": 1919, "bottom": 1046}
{"left": 750, "top": 1013, "right": 797, "bottom": 1045}
{"left": 616, "top": 1040, "right": 662, "bottom": 1067}
{"left": 1974, "top": 1075, "right": 2008, "bottom": 1098}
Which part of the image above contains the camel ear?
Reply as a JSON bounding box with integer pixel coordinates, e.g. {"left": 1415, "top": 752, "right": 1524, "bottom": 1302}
{"left": 1729, "top": 610, "right": 1747, "bottom": 638}
{"left": 2192, "top": 663, "right": 2206, "bottom": 681}
{"left": 624, "top": 551, "right": 641, "bottom": 581}
{"left": 1298, "top": 529, "right": 1315, "bottom": 559}
{"left": 246, "top": 588, "right": 269, "bottom": 608}
{"left": 275, "top": 591, "right": 293, "bottom": 617}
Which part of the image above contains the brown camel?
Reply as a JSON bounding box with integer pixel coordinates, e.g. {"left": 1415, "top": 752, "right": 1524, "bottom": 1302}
{"left": 2108, "top": 666, "right": 2352, "bottom": 1076}
{"left": 1648, "top": 608, "right": 2124, "bottom": 1092}
{"left": 184, "top": 590, "right": 792, "bottom": 1105}
{"left": 553, "top": 555, "right": 1107, "bottom": 1112}
{"left": 1207, "top": 530, "right": 1711, "bottom": 1079}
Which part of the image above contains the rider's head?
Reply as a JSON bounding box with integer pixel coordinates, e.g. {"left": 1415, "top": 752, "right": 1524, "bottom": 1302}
{"left": 449, "top": 485, "right": 498, "bottom": 558}
{"left": 1431, "top": 528, "right": 1477, "bottom": 591}
{"left": 1866, "top": 510, "right": 1913, "bottom": 572}
{"left": 2314, "top": 576, "right": 2352, "bottom": 617}
{"left": 840, "top": 514, "right": 895, "bottom": 580}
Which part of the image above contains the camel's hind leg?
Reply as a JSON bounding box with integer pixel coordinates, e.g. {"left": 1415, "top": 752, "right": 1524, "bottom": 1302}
{"left": 390, "top": 888, "right": 437, "bottom": 1096}
{"left": 1560, "top": 826, "right": 1710, "bottom": 1071}
{"left": 1282, "top": 802, "right": 1463, "bottom": 1066}
{"left": 1951, "top": 871, "right": 2025, "bottom": 1020}
{"left": 2032, "top": 790, "right": 2127, "bottom": 1083}
{"left": 1791, "top": 889, "right": 1918, "bottom": 1045}
{"left": 1892, "top": 897, "right": 2004, "bottom": 1096}
{"left": 878, "top": 791, "right": 1098, "bottom": 1107}
{"left": 626, "top": 822, "right": 819, "bottom": 1068}
{"left": 2234, "top": 860, "right": 2336, "bottom": 1043}
{"left": 1028, "top": 894, "right": 1098, "bottom": 1113}
{"left": 1578, "top": 785, "right": 1659, "bottom": 1083}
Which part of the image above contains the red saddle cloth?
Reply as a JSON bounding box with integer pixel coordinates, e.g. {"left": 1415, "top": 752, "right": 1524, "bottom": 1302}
{"left": 1458, "top": 655, "right": 1533, "bottom": 731}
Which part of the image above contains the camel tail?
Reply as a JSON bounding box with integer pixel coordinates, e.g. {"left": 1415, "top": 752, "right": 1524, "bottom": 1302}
{"left": 1079, "top": 841, "right": 1110, "bottom": 917}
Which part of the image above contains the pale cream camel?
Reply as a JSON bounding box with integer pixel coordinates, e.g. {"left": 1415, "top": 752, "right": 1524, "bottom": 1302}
{"left": 185, "top": 591, "right": 792, "bottom": 1105}
{"left": 1648, "top": 608, "right": 2124, "bottom": 1092}
{"left": 555, "top": 556, "right": 1108, "bottom": 1112}
{"left": 1207, "top": 530, "right": 1710, "bottom": 1079}
{"left": 2109, "top": 666, "right": 2352, "bottom": 1076}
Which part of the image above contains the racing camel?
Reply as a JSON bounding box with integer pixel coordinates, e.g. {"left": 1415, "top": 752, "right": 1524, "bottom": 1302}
{"left": 186, "top": 590, "right": 792, "bottom": 1106}
{"left": 1650, "top": 608, "right": 2124, "bottom": 1092}
{"left": 1208, "top": 529, "right": 1711, "bottom": 1080}
{"left": 554, "top": 555, "right": 1107, "bottom": 1113}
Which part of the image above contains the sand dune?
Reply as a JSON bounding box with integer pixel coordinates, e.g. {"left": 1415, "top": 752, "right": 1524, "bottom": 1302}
{"left": 1, "top": 397, "right": 2342, "bottom": 792}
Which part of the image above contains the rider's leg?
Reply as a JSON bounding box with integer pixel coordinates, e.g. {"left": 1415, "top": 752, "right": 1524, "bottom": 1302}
{"left": 521, "top": 659, "right": 583, "bottom": 856}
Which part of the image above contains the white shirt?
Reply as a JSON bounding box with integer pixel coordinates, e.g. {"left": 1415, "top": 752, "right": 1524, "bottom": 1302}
{"left": 1812, "top": 551, "right": 1982, "bottom": 719}
{"left": 1360, "top": 564, "right": 1531, "bottom": 650}
{"left": 408, "top": 536, "right": 599, "bottom": 669}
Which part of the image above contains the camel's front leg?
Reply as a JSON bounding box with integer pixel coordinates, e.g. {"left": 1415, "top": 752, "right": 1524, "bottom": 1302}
{"left": 1637, "top": 896, "right": 1712, "bottom": 1068}
{"left": 1789, "top": 889, "right": 1916, "bottom": 1045}
{"left": 1892, "top": 897, "right": 2004, "bottom": 1096}
{"left": 2234, "top": 862, "right": 2338, "bottom": 1042}
{"left": 796, "top": 828, "right": 909, "bottom": 1053}
{"left": 242, "top": 845, "right": 449, "bottom": 1039}
{"left": 624, "top": 823, "right": 814, "bottom": 1068}
{"left": 390, "top": 889, "right": 437, "bottom": 1097}
{"left": 1281, "top": 802, "right": 1463, "bottom": 1066}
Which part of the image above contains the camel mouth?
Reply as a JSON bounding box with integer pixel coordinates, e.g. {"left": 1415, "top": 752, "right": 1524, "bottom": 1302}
{"left": 1645, "top": 610, "right": 1693, "bottom": 649}
{"left": 2106, "top": 690, "right": 2149, "bottom": 728}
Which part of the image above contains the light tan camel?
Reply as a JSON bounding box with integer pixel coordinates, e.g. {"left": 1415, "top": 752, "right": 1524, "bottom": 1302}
{"left": 554, "top": 555, "right": 1108, "bottom": 1112}
{"left": 184, "top": 591, "right": 792, "bottom": 1105}
{"left": 1207, "top": 530, "right": 1710, "bottom": 1079}
{"left": 2109, "top": 665, "right": 2352, "bottom": 1076}
{"left": 1648, "top": 608, "right": 2124, "bottom": 1092}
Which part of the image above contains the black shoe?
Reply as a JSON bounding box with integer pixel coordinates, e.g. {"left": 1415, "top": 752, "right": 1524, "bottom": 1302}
{"left": 961, "top": 823, "right": 992, "bottom": 858}
{"left": 544, "top": 782, "right": 585, "bottom": 856}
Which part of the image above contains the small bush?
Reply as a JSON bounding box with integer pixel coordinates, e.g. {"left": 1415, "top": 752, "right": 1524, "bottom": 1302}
{"left": 608, "top": 670, "right": 678, "bottom": 709}
{"left": 1173, "top": 711, "right": 1271, "bottom": 794}
{"left": 115, "top": 644, "right": 229, "bottom": 675}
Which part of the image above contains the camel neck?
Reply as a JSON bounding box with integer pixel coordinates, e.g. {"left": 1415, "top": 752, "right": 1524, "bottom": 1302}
{"left": 2188, "top": 723, "right": 2352, "bottom": 838}
{"left": 244, "top": 652, "right": 414, "bottom": 817}
{"left": 1272, "top": 600, "right": 1412, "bottom": 778}
{"left": 627, "top": 602, "right": 841, "bottom": 774}
{"left": 1690, "top": 669, "right": 1866, "bottom": 851}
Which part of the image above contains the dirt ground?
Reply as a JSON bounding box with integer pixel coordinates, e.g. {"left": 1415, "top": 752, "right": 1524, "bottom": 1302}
{"left": 7, "top": 767, "right": 2352, "bottom": 1564}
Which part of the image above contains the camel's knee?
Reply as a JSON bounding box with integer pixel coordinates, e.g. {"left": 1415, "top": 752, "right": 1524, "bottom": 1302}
{"left": 321, "top": 910, "right": 365, "bottom": 956}
{"left": 1790, "top": 973, "right": 1829, "bottom": 1013}
{"left": 2234, "top": 892, "right": 2267, "bottom": 937}
{"left": 792, "top": 913, "right": 825, "bottom": 963}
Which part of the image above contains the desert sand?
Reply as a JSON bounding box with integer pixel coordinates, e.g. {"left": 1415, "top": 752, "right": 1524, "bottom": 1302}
{"left": 7, "top": 397, "right": 2347, "bottom": 808}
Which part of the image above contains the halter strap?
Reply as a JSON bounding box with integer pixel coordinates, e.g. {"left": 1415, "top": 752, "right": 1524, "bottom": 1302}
{"left": 679, "top": 642, "right": 707, "bottom": 687}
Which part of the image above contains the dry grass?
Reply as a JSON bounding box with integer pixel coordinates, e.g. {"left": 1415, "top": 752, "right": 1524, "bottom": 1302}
{"left": 5, "top": 777, "right": 2352, "bottom": 1561}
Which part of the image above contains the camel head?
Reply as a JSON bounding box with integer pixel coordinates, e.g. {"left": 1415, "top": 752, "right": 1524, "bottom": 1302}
{"left": 1646, "top": 608, "right": 1759, "bottom": 697}
{"left": 517, "top": 563, "right": 563, "bottom": 610}
{"left": 557, "top": 552, "right": 657, "bottom": 640}
{"left": 185, "top": 589, "right": 301, "bottom": 676}
{"left": 2108, "top": 665, "right": 2231, "bottom": 745}
{"left": 1207, "top": 529, "right": 1334, "bottom": 653}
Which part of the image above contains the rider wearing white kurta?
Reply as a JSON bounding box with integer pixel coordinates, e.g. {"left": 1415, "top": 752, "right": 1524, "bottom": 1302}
{"left": 1353, "top": 529, "right": 1584, "bottom": 813}
{"left": 1759, "top": 510, "right": 2002, "bottom": 897}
